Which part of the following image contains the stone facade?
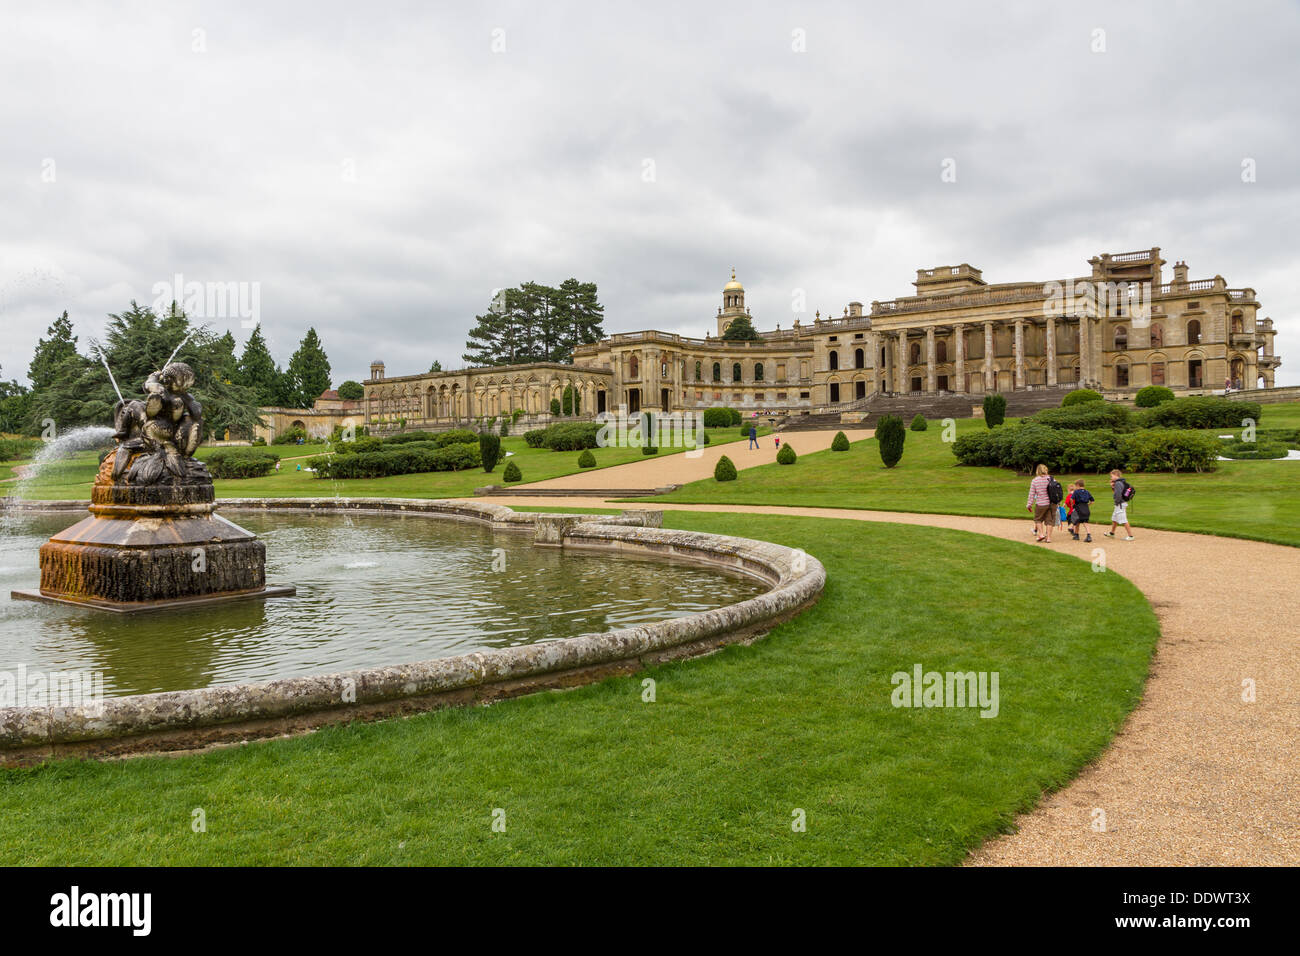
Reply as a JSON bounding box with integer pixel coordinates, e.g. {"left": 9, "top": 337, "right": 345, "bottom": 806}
{"left": 363, "top": 248, "right": 1283, "bottom": 426}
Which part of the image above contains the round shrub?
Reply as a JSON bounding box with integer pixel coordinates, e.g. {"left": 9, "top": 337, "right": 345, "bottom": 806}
{"left": 876, "top": 414, "right": 906, "bottom": 468}
{"left": 541, "top": 422, "right": 601, "bottom": 451}
{"left": 982, "top": 393, "right": 1007, "bottom": 428}
{"left": 1135, "top": 385, "right": 1176, "bottom": 408}
{"left": 703, "top": 407, "right": 742, "bottom": 428}
{"left": 714, "top": 455, "right": 738, "bottom": 481}
{"left": 776, "top": 443, "right": 796, "bottom": 464}
{"left": 1120, "top": 430, "right": 1220, "bottom": 473}
{"left": 524, "top": 429, "right": 547, "bottom": 448}
{"left": 577, "top": 449, "right": 596, "bottom": 468}
{"left": 910, "top": 414, "right": 927, "bottom": 432}
{"left": 502, "top": 460, "right": 522, "bottom": 482}
{"left": 1032, "top": 402, "right": 1131, "bottom": 431}
{"left": 206, "top": 448, "right": 279, "bottom": 479}
{"left": 831, "top": 431, "right": 850, "bottom": 451}
{"left": 1062, "top": 388, "right": 1104, "bottom": 407}
{"left": 479, "top": 432, "right": 502, "bottom": 473}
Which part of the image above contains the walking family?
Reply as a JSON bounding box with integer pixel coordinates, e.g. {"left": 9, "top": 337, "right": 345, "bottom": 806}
{"left": 1026, "top": 465, "right": 1135, "bottom": 544}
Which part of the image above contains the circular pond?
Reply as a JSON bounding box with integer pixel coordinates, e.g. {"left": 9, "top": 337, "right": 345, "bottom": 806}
{"left": 0, "top": 510, "right": 766, "bottom": 699}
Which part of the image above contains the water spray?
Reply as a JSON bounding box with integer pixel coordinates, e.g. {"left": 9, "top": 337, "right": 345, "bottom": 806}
{"left": 89, "top": 338, "right": 125, "bottom": 405}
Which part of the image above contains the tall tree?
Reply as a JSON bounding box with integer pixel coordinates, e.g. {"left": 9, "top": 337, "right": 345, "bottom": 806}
{"left": 553, "top": 278, "right": 605, "bottom": 362}
{"left": 0, "top": 372, "right": 32, "bottom": 434}
{"left": 28, "top": 311, "right": 79, "bottom": 393}
{"left": 236, "top": 324, "right": 282, "bottom": 406}
{"left": 721, "top": 314, "right": 761, "bottom": 341}
{"left": 462, "top": 279, "right": 605, "bottom": 367}
{"left": 284, "top": 327, "right": 332, "bottom": 408}
{"left": 428, "top": 359, "right": 443, "bottom": 373}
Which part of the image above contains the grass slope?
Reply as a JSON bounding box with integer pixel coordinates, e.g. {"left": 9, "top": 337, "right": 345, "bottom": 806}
{"left": 0, "top": 512, "right": 1157, "bottom": 865}
{"left": 650, "top": 402, "right": 1300, "bottom": 548}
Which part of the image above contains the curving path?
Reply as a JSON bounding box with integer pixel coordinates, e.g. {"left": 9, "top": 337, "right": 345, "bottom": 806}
{"left": 482, "top": 492, "right": 1300, "bottom": 866}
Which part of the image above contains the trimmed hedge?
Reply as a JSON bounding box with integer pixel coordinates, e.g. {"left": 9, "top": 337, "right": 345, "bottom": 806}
{"left": 577, "top": 449, "right": 596, "bottom": 468}
{"left": 524, "top": 429, "right": 547, "bottom": 448}
{"left": 953, "top": 425, "right": 1218, "bottom": 473}
{"left": 703, "top": 407, "right": 742, "bottom": 428}
{"left": 540, "top": 422, "right": 601, "bottom": 451}
{"left": 910, "top": 414, "right": 927, "bottom": 432}
{"left": 1062, "top": 388, "right": 1103, "bottom": 407}
{"left": 982, "top": 393, "right": 1006, "bottom": 428}
{"left": 206, "top": 448, "right": 280, "bottom": 479}
{"left": 1134, "top": 385, "right": 1175, "bottom": 408}
{"left": 831, "top": 431, "right": 850, "bottom": 451}
{"left": 777, "top": 444, "right": 796, "bottom": 464}
{"left": 310, "top": 442, "right": 481, "bottom": 479}
{"left": 714, "top": 455, "right": 738, "bottom": 481}
{"left": 502, "top": 460, "right": 522, "bottom": 482}
{"left": 1031, "top": 401, "right": 1132, "bottom": 431}
{"left": 1120, "top": 430, "right": 1221, "bottom": 473}
{"left": 1138, "top": 396, "right": 1261, "bottom": 430}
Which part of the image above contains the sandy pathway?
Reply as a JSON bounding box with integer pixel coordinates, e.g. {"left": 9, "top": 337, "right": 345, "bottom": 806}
{"left": 480, "top": 494, "right": 1300, "bottom": 866}
{"left": 515, "top": 428, "right": 874, "bottom": 489}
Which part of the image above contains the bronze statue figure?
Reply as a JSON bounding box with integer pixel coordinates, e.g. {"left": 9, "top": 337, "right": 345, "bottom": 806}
{"left": 110, "top": 361, "right": 208, "bottom": 485}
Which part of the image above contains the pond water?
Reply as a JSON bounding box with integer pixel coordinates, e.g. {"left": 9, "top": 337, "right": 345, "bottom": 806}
{"left": 0, "top": 511, "right": 765, "bottom": 698}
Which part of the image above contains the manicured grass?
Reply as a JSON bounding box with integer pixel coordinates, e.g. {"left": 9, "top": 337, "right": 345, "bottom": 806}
{"left": 0, "top": 512, "right": 1156, "bottom": 865}
{"left": 3, "top": 429, "right": 764, "bottom": 501}
{"left": 650, "top": 402, "right": 1300, "bottom": 548}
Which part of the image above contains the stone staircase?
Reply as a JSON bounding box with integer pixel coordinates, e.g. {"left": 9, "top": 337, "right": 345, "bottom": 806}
{"left": 776, "top": 385, "right": 1077, "bottom": 430}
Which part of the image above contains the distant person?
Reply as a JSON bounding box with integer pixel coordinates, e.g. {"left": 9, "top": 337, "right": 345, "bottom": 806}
{"left": 748, "top": 423, "right": 758, "bottom": 449}
{"left": 1224, "top": 377, "right": 1233, "bottom": 393}
{"left": 1104, "top": 470, "right": 1135, "bottom": 540}
{"left": 774, "top": 435, "right": 781, "bottom": 452}
{"left": 1026, "top": 463, "right": 1058, "bottom": 543}
{"left": 1068, "top": 480, "right": 1095, "bottom": 542}
{"left": 275, "top": 460, "right": 281, "bottom": 474}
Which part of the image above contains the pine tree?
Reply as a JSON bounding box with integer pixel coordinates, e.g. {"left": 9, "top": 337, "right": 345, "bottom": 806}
{"left": 236, "top": 325, "right": 282, "bottom": 406}
{"left": 28, "top": 311, "right": 80, "bottom": 393}
{"left": 285, "top": 327, "right": 332, "bottom": 408}
{"left": 553, "top": 278, "right": 605, "bottom": 362}
{"left": 429, "top": 359, "right": 443, "bottom": 373}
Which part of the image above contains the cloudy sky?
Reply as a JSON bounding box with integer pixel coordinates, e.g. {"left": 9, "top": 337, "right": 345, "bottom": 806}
{"left": 2, "top": 0, "right": 1297, "bottom": 387}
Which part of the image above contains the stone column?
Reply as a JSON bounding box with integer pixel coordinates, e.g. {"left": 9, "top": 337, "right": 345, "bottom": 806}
{"left": 1014, "top": 319, "right": 1026, "bottom": 390}
{"left": 897, "top": 331, "right": 909, "bottom": 393}
{"left": 925, "top": 327, "right": 937, "bottom": 392}
{"left": 983, "top": 322, "right": 995, "bottom": 391}
{"left": 954, "top": 323, "right": 966, "bottom": 393}
{"left": 1045, "top": 316, "right": 1055, "bottom": 387}
{"left": 1078, "top": 317, "right": 1090, "bottom": 387}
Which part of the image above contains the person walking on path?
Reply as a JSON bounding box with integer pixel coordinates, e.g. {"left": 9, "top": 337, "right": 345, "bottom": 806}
{"left": 1068, "top": 479, "right": 1095, "bottom": 542}
{"left": 748, "top": 422, "right": 759, "bottom": 449}
{"left": 1026, "top": 463, "right": 1058, "bottom": 543}
{"left": 1105, "top": 469, "right": 1136, "bottom": 540}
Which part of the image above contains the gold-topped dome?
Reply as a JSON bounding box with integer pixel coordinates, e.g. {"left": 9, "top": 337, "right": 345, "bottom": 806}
{"left": 723, "top": 268, "right": 743, "bottom": 292}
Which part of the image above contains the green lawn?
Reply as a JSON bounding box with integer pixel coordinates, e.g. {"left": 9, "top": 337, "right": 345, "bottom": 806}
{"left": 649, "top": 402, "right": 1300, "bottom": 548}
{"left": 0, "top": 511, "right": 1157, "bottom": 865}
{"left": 3, "top": 429, "right": 765, "bottom": 501}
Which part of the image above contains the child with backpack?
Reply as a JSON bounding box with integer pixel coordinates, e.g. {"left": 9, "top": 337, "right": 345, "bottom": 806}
{"left": 1026, "top": 464, "right": 1061, "bottom": 544}
{"left": 1105, "top": 470, "right": 1135, "bottom": 540}
{"left": 1068, "top": 479, "right": 1095, "bottom": 542}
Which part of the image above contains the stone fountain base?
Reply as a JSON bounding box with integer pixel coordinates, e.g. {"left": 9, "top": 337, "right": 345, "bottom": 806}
{"left": 10, "top": 457, "right": 294, "bottom": 613}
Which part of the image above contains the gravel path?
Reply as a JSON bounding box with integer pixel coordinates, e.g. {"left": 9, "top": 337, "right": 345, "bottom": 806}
{"left": 482, "top": 491, "right": 1300, "bottom": 865}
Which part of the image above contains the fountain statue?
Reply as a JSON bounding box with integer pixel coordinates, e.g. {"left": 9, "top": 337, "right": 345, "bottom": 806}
{"left": 12, "top": 361, "right": 294, "bottom": 611}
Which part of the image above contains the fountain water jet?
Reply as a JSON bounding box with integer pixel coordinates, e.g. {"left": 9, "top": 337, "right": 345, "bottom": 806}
{"left": 10, "top": 361, "right": 294, "bottom": 612}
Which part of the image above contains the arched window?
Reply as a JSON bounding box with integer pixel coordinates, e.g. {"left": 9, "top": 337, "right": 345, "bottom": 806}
{"left": 712, "top": 362, "right": 721, "bottom": 382}
{"left": 1150, "top": 324, "right": 1164, "bottom": 348}
{"left": 1232, "top": 314, "right": 1244, "bottom": 334}
{"left": 1114, "top": 326, "right": 1128, "bottom": 349}
{"left": 855, "top": 348, "right": 865, "bottom": 369}
{"left": 1151, "top": 361, "right": 1166, "bottom": 386}
{"left": 694, "top": 361, "right": 701, "bottom": 381}
{"left": 629, "top": 355, "right": 639, "bottom": 378}
{"left": 732, "top": 363, "right": 742, "bottom": 383}
{"left": 936, "top": 340, "right": 948, "bottom": 363}
{"left": 909, "top": 342, "right": 921, "bottom": 365}
{"left": 1187, "top": 319, "right": 1201, "bottom": 345}
{"left": 754, "top": 362, "right": 764, "bottom": 381}
{"left": 1115, "top": 362, "right": 1129, "bottom": 387}
{"left": 661, "top": 360, "right": 668, "bottom": 377}
{"left": 829, "top": 350, "right": 839, "bottom": 370}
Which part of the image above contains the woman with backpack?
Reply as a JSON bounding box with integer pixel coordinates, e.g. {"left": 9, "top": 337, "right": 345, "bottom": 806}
{"left": 1026, "top": 463, "right": 1060, "bottom": 544}
{"left": 1105, "top": 470, "right": 1136, "bottom": 540}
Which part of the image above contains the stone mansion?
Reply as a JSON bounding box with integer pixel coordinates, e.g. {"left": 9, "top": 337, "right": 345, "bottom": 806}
{"left": 361, "top": 247, "right": 1282, "bottom": 427}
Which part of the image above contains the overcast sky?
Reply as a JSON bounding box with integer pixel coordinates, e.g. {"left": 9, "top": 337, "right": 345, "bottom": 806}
{"left": 2, "top": 0, "right": 1297, "bottom": 387}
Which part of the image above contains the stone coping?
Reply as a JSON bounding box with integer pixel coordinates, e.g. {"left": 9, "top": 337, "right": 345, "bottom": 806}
{"left": 0, "top": 497, "right": 825, "bottom": 764}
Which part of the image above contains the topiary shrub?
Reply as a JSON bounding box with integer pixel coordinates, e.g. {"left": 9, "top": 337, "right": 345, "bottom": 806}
{"left": 876, "top": 414, "right": 906, "bottom": 467}
{"left": 550, "top": 398, "right": 561, "bottom": 416}
{"left": 776, "top": 443, "right": 796, "bottom": 464}
{"left": 524, "top": 429, "right": 547, "bottom": 448}
{"left": 479, "top": 432, "right": 502, "bottom": 473}
{"left": 1120, "top": 429, "right": 1220, "bottom": 473}
{"left": 1062, "top": 388, "right": 1103, "bottom": 407}
{"left": 1135, "top": 385, "right": 1176, "bottom": 408}
{"left": 831, "top": 431, "right": 850, "bottom": 451}
{"left": 310, "top": 442, "right": 481, "bottom": 478}
{"left": 1032, "top": 402, "right": 1131, "bottom": 431}
{"left": 577, "top": 449, "right": 596, "bottom": 468}
{"left": 502, "top": 460, "right": 522, "bottom": 482}
{"left": 982, "top": 393, "right": 1007, "bottom": 428}
{"left": 499, "top": 417, "right": 509, "bottom": 437}
{"left": 910, "top": 414, "right": 927, "bottom": 432}
{"left": 541, "top": 422, "right": 601, "bottom": 450}
{"left": 1218, "top": 438, "right": 1288, "bottom": 460}
{"left": 641, "top": 444, "right": 658, "bottom": 455}
{"left": 206, "top": 448, "right": 279, "bottom": 479}
{"left": 714, "top": 455, "right": 738, "bottom": 481}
